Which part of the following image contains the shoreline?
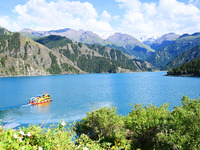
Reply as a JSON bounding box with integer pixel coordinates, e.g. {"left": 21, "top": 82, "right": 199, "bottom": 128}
{"left": 165, "top": 74, "right": 200, "bottom": 77}
{"left": 0, "top": 70, "right": 165, "bottom": 78}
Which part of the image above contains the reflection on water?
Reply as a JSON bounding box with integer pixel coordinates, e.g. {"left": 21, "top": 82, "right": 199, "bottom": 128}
{"left": 31, "top": 102, "right": 51, "bottom": 114}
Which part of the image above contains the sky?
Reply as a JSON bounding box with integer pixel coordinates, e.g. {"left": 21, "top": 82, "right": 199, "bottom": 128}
{"left": 0, "top": 0, "right": 200, "bottom": 39}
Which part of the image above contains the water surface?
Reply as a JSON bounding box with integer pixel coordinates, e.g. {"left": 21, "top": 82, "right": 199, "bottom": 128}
{"left": 0, "top": 72, "right": 199, "bottom": 125}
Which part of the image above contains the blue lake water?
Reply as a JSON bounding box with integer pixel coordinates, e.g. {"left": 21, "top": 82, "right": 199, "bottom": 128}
{"left": 0, "top": 72, "right": 200, "bottom": 126}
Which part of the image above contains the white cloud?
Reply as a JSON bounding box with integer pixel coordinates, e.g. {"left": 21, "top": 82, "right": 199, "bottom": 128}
{"left": 116, "top": 0, "right": 200, "bottom": 38}
{"left": 12, "top": 0, "right": 113, "bottom": 37}
{"left": 113, "top": 15, "right": 120, "bottom": 20}
{"left": 0, "top": 16, "right": 20, "bottom": 31}
{"left": 101, "top": 10, "right": 111, "bottom": 22}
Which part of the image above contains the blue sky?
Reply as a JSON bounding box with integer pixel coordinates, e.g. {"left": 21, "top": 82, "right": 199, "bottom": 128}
{"left": 0, "top": 0, "right": 200, "bottom": 39}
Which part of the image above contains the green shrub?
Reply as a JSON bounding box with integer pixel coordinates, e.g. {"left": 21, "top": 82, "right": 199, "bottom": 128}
{"left": 158, "top": 96, "right": 200, "bottom": 149}
{"left": 125, "top": 103, "right": 170, "bottom": 150}
{"left": 74, "top": 107, "right": 126, "bottom": 144}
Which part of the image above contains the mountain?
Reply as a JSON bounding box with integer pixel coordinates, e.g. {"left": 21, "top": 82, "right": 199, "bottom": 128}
{"left": 20, "top": 28, "right": 155, "bottom": 60}
{"left": 163, "top": 45, "right": 200, "bottom": 70}
{"left": 105, "top": 33, "right": 155, "bottom": 60}
{"left": 0, "top": 27, "right": 11, "bottom": 35}
{"left": 141, "top": 35, "right": 159, "bottom": 46}
{"left": 35, "top": 35, "right": 153, "bottom": 73}
{"left": 148, "top": 32, "right": 200, "bottom": 69}
{"left": 21, "top": 28, "right": 104, "bottom": 44}
{"left": 0, "top": 27, "right": 153, "bottom": 76}
{"left": 167, "top": 58, "right": 200, "bottom": 77}
{"left": 149, "top": 33, "right": 180, "bottom": 50}
{"left": 0, "top": 28, "right": 81, "bottom": 76}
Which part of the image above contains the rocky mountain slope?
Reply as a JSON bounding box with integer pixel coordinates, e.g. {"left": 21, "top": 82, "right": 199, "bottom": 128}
{"left": 0, "top": 27, "right": 153, "bottom": 77}
{"left": 0, "top": 28, "right": 81, "bottom": 76}
{"left": 35, "top": 35, "right": 153, "bottom": 73}
{"left": 150, "top": 33, "right": 180, "bottom": 50}
{"left": 163, "top": 45, "right": 200, "bottom": 70}
{"left": 148, "top": 32, "right": 200, "bottom": 69}
{"left": 105, "top": 33, "right": 155, "bottom": 60}
{"left": 20, "top": 28, "right": 155, "bottom": 60}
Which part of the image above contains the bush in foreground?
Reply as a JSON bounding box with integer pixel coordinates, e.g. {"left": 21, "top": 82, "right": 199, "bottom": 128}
{"left": 0, "top": 96, "right": 200, "bottom": 149}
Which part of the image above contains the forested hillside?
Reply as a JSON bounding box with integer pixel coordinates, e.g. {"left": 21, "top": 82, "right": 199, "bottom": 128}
{"left": 36, "top": 35, "right": 153, "bottom": 73}
{"left": 148, "top": 33, "right": 200, "bottom": 69}
{"left": 0, "top": 28, "right": 81, "bottom": 76}
{"left": 164, "top": 45, "right": 200, "bottom": 70}
{"left": 167, "top": 58, "right": 200, "bottom": 77}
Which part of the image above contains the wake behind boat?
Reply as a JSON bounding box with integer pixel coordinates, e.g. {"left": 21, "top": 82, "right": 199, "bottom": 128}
{"left": 29, "top": 92, "right": 52, "bottom": 105}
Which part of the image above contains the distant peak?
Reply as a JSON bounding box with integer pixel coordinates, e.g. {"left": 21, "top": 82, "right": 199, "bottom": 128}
{"left": 20, "top": 28, "right": 36, "bottom": 33}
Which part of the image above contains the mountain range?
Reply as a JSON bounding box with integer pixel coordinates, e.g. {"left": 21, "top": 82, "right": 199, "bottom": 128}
{"left": 0, "top": 27, "right": 153, "bottom": 77}
{"left": 1, "top": 26, "right": 200, "bottom": 77}
{"left": 148, "top": 32, "right": 200, "bottom": 69}
{"left": 21, "top": 28, "right": 155, "bottom": 60}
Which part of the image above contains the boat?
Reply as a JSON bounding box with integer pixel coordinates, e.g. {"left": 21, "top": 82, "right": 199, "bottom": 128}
{"left": 29, "top": 92, "right": 52, "bottom": 105}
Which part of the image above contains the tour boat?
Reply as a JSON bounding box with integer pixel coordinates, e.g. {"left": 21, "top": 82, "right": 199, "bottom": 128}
{"left": 29, "top": 93, "right": 52, "bottom": 105}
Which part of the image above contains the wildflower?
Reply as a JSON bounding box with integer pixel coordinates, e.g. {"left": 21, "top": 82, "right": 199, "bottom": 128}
{"left": 19, "top": 131, "right": 25, "bottom": 136}
{"left": 27, "top": 132, "right": 31, "bottom": 137}
{"left": 77, "top": 145, "right": 80, "bottom": 149}
{"left": 61, "top": 121, "right": 66, "bottom": 126}
{"left": 38, "top": 146, "right": 43, "bottom": 150}
{"left": 22, "top": 146, "right": 25, "bottom": 150}
{"left": 13, "top": 134, "right": 18, "bottom": 139}
{"left": 107, "top": 142, "right": 111, "bottom": 146}
{"left": 83, "top": 147, "right": 89, "bottom": 150}
{"left": 18, "top": 137, "right": 23, "bottom": 143}
{"left": 0, "top": 125, "right": 2, "bottom": 128}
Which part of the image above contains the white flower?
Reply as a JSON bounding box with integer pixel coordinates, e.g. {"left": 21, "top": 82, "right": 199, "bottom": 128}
{"left": 19, "top": 131, "right": 25, "bottom": 136}
{"left": 0, "top": 125, "right": 2, "bottom": 128}
{"left": 27, "top": 132, "right": 31, "bottom": 137}
{"left": 38, "top": 146, "right": 43, "bottom": 150}
{"left": 77, "top": 145, "right": 80, "bottom": 149}
{"left": 13, "top": 134, "right": 18, "bottom": 139}
{"left": 18, "top": 137, "right": 23, "bottom": 143}
{"left": 22, "top": 146, "right": 25, "bottom": 150}
{"left": 107, "top": 142, "right": 111, "bottom": 146}
{"left": 61, "top": 121, "right": 66, "bottom": 126}
{"left": 83, "top": 147, "right": 89, "bottom": 150}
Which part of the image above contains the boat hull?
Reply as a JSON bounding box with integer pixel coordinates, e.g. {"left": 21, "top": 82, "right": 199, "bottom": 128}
{"left": 29, "top": 99, "right": 52, "bottom": 105}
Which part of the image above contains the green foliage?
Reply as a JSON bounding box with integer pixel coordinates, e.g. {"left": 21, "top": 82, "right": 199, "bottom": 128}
{"left": 24, "top": 41, "right": 28, "bottom": 60}
{"left": 47, "top": 52, "right": 61, "bottom": 74}
{"left": 158, "top": 96, "right": 200, "bottom": 149}
{"left": 0, "top": 121, "right": 130, "bottom": 150}
{"left": 163, "top": 45, "right": 200, "bottom": 70}
{"left": 125, "top": 103, "right": 169, "bottom": 149}
{"left": 0, "top": 56, "right": 6, "bottom": 67}
{"left": 9, "top": 65, "right": 15, "bottom": 74}
{"left": 75, "top": 107, "right": 126, "bottom": 143}
{"left": 59, "top": 49, "right": 78, "bottom": 62}
{"left": 71, "top": 43, "right": 79, "bottom": 54}
{"left": 77, "top": 55, "right": 117, "bottom": 73}
{"left": 167, "top": 58, "right": 200, "bottom": 76}
{"left": 61, "top": 63, "right": 80, "bottom": 74}
{"left": 0, "top": 33, "right": 20, "bottom": 56}
{"left": 78, "top": 42, "right": 82, "bottom": 48}
{"left": 35, "top": 35, "right": 72, "bottom": 49}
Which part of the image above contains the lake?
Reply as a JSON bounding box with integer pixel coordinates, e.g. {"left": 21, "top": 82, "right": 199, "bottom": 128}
{"left": 0, "top": 72, "right": 200, "bottom": 126}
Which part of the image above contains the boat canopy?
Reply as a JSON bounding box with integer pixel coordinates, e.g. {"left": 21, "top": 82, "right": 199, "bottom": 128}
{"left": 30, "top": 97, "right": 36, "bottom": 100}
